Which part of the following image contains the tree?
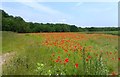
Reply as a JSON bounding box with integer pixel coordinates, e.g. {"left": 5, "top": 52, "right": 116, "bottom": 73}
{"left": 70, "top": 25, "right": 79, "bottom": 32}
{"left": 2, "top": 9, "right": 119, "bottom": 33}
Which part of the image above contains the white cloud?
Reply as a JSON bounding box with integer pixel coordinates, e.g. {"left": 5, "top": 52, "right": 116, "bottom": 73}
{"left": 19, "top": 2, "right": 62, "bottom": 15}
{"left": 15, "top": 1, "right": 72, "bottom": 22}
{"left": 2, "top": 1, "right": 72, "bottom": 24}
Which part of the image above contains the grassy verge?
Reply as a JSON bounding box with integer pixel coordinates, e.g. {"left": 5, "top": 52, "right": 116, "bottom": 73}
{"left": 2, "top": 31, "right": 46, "bottom": 75}
{"left": 0, "top": 31, "right": 2, "bottom": 55}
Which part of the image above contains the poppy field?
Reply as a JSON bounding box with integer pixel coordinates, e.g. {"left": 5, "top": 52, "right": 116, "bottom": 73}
{"left": 2, "top": 32, "right": 119, "bottom": 75}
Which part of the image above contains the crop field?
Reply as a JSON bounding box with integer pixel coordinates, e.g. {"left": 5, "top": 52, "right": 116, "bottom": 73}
{"left": 2, "top": 31, "right": 119, "bottom": 75}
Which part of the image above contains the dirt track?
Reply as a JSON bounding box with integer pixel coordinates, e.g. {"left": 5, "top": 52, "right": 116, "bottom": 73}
{"left": 0, "top": 52, "right": 15, "bottom": 75}
{"left": 0, "top": 52, "right": 15, "bottom": 65}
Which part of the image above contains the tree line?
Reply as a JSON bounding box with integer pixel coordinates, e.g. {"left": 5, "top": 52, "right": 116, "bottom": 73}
{"left": 1, "top": 9, "right": 119, "bottom": 33}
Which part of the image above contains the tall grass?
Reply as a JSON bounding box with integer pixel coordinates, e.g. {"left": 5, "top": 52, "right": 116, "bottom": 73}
{"left": 35, "top": 47, "right": 109, "bottom": 75}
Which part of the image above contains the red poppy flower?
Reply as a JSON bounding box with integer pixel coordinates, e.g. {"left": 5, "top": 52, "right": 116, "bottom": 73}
{"left": 55, "top": 59, "right": 59, "bottom": 63}
{"left": 64, "top": 58, "right": 69, "bottom": 63}
{"left": 58, "top": 56, "right": 60, "bottom": 59}
{"left": 64, "top": 49, "right": 68, "bottom": 52}
{"left": 118, "top": 58, "right": 120, "bottom": 61}
{"left": 112, "top": 72, "right": 116, "bottom": 75}
{"left": 74, "top": 46, "right": 77, "bottom": 49}
{"left": 75, "top": 63, "right": 78, "bottom": 68}
{"left": 112, "top": 58, "right": 114, "bottom": 60}
{"left": 86, "top": 59, "right": 88, "bottom": 62}
{"left": 88, "top": 56, "right": 91, "bottom": 59}
{"left": 110, "top": 52, "right": 112, "bottom": 54}
{"left": 79, "top": 46, "right": 83, "bottom": 51}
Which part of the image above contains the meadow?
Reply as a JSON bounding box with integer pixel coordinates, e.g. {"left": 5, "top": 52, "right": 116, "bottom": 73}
{"left": 2, "top": 31, "right": 119, "bottom": 75}
{"left": 84, "top": 31, "right": 119, "bottom": 36}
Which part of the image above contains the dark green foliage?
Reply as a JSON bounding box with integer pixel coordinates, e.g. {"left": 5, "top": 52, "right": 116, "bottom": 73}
{"left": 70, "top": 25, "right": 79, "bottom": 32}
{"left": 1, "top": 9, "right": 119, "bottom": 33}
{"left": 84, "top": 27, "right": 119, "bottom": 32}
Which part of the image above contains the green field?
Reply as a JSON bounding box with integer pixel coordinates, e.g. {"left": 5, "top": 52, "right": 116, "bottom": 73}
{"left": 2, "top": 31, "right": 119, "bottom": 75}
{"left": 0, "top": 31, "right": 2, "bottom": 54}
{"left": 84, "top": 31, "right": 119, "bottom": 36}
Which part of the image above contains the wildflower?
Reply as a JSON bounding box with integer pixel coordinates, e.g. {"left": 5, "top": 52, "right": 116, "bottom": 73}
{"left": 118, "top": 58, "right": 120, "bottom": 61}
{"left": 37, "top": 63, "right": 40, "bottom": 66}
{"left": 86, "top": 59, "right": 88, "bottom": 62}
{"left": 40, "top": 64, "right": 44, "bottom": 67}
{"left": 110, "top": 52, "right": 112, "bottom": 54}
{"left": 112, "top": 58, "right": 114, "bottom": 60}
{"left": 75, "top": 63, "right": 78, "bottom": 68}
{"left": 58, "top": 56, "right": 60, "bottom": 59}
{"left": 112, "top": 72, "right": 116, "bottom": 75}
{"left": 64, "top": 58, "right": 69, "bottom": 63}
{"left": 79, "top": 46, "right": 83, "bottom": 51}
{"left": 74, "top": 46, "right": 77, "bottom": 49}
{"left": 56, "top": 59, "right": 59, "bottom": 63}
{"left": 64, "top": 49, "right": 68, "bottom": 52}
{"left": 88, "top": 56, "right": 91, "bottom": 59}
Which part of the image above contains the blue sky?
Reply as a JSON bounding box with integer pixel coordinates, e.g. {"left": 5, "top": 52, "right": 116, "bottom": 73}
{"left": 1, "top": 2, "right": 118, "bottom": 27}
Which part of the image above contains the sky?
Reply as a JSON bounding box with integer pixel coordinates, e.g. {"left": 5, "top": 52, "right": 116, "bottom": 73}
{"left": 1, "top": 1, "right": 118, "bottom": 27}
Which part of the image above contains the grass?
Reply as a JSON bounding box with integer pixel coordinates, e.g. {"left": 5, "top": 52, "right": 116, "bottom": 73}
{"left": 2, "top": 32, "right": 50, "bottom": 75}
{"left": 83, "top": 31, "right": 119, "bottom": 36}
{"left": 2, "top": 31, "right": 119, "bottom": 75}
{"left": 0, "top": 31, "right": 2, "bottom": 54}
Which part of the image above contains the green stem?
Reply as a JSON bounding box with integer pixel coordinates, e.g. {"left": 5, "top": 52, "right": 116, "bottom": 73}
{"left": 82, "top": 47, "right": 86, "bottom": 75}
